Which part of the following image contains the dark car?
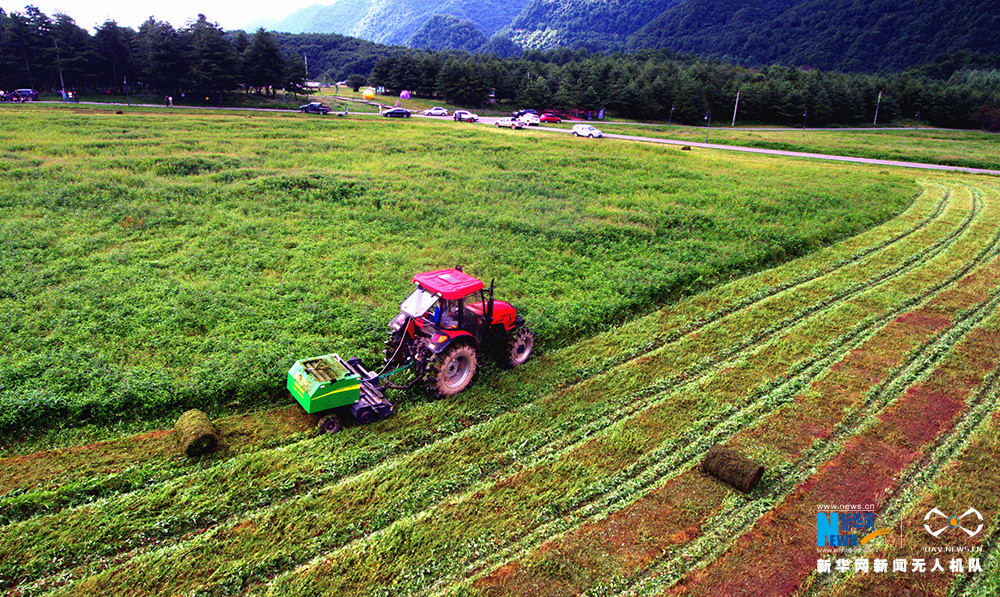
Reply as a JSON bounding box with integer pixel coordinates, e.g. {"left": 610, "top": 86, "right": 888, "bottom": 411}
{"left": 512, "top": 109, "right": 538, "bottom": 118}
{"left": 10, "top": 88, "right": 39, "bottom": 101}
{"left": 299, "top": 102, "right": 330, "bottom": 114}
{"left": 382, "top": 107, "right": 411, "bottom": 118}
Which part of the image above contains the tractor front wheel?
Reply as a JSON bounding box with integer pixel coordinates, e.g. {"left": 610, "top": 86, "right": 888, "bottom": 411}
{"left": 506, "top": 327, "right": 535, "bottom": 367}
{"left": 427, "top": 343, "right": 478, "bottom": 396}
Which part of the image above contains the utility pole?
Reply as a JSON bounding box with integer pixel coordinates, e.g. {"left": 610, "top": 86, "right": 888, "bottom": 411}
{"left": 668, "top": 104, "right": 675, "bottom": 125}
{"left": 705, "top": 110, "right": 712, "bottom": 143}
{"left": 54, "top": 39, "right": 66, "bottom": 97}
{"left": 732, "top": 89, "right": 740, "bottom": 127}
{"left": 873, "top": 91, "right": 882, "bottom": 125}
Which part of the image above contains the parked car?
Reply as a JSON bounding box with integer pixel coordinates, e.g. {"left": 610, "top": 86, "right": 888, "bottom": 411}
{"left": 512, "top": 109, "right": 538, "bottom": 118}
{"left": 9, "top": 88, "right": 39, "bottom": 101}
{"left": 495, "top": 117, "right": 525, "bottom": 129}
{"left": 299, "top": 102, "right": 330, "bottom": 114}
{"left": 517, "top": 113, "right": 540, "bottom": 126}
{"left": 382, "top": 107, "right": 411, "bottom": 118}
{"left": 453, "top": 110, "right": 479, "bottom": 122}
{"left": 539, "top": 113, "right": 562, "bottom": 123}
{"left": 572, "top": 124, "right": 603, "bottom": 138}
{"left": 421, "top": 106, "right": 448, "bottom": 116}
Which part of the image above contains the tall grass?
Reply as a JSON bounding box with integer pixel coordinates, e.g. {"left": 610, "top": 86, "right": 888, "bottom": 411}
{"left": 0, "top": 105, "right": 914, "bottom": 435}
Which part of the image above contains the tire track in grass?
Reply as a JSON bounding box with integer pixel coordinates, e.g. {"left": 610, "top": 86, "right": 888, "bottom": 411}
{"left": 0, "top": 184, "right": 956, "bottom": 592}
{"left": 657, "top": 293, "right": 1000, "bottom": 597}
{"left": 458, "top": 192, "right": 1000, "bottom": 596}
{"left": 569, "top": 183, "right": 1000, "bottom": 597}
{"left": 248, "top": 183, "right": 994, "bottom": 596}
{"left": 798, "top": 338, "right": 1000, "bottom": 597}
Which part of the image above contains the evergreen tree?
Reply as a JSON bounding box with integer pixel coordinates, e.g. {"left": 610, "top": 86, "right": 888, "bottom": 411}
{"left": 185, "top": 15, "right": 239, "bottom": 99}
{"left": 133, "top": 18, "right": 186, "bottom": 93}
{"left": 93, "top": 20, "right": 134, "bottom": 91}
{"left": 243, "top": 28, "right": 286, "bottom": 96}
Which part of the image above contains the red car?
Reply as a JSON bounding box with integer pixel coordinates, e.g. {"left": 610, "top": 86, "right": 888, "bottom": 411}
{"left": 539, "top": 113, "right": 561, "bottom": 123}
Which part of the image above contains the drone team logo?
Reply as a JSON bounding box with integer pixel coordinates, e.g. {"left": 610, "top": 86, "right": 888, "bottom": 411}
{"left": 924, "top": 507, "right": 984, "bottom": 538}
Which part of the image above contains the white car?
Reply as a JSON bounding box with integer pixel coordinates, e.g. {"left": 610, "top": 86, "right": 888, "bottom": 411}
{"left": 572, "top": 124, "right": 603, "bottom": 138}
{"left": 517, "top": 113, "right": 540, "bottom": 126}
{"left": 422, "top": 106, "right": 449, "bottom": 116}
{"left": 495, "top": 117, "right": 525, "bottom": 129}
{"left": 453, "top": 110, "right": 479, "bottom": 122}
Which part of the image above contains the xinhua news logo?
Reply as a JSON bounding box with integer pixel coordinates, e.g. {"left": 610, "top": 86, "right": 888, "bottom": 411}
{"left": 924, "top": 507, "right": 983, "bottom": 538}
{"left": 817, "top": 508, "right": 890, "bottom": 551}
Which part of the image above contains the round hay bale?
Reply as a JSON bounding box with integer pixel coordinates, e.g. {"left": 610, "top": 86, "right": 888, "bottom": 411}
{"left": 174, "top": 409, "right": 220, "bottom": 457}
{"left": 701, "top": 444, "right": 764, "bottom": 493}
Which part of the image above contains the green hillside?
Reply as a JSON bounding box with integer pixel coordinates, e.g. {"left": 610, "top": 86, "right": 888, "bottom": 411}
{"left": 407, "top": 14, "right": 488, "bottom": 51}
{"left": 627, "top": 0, "right": 1000, "bottom": 71}
{"left": 267, "top": 0, "right": 529, "bottom": 45}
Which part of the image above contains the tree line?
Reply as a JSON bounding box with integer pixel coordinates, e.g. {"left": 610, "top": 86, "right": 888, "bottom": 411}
{"left": 0, "top": 7, "right": 306, "bottom": 99}
{"left": 2, "top": 5, "right": 998, "bottom": 130}
{"left": 369, "top": 48, "right": 1000, "bottom": 130}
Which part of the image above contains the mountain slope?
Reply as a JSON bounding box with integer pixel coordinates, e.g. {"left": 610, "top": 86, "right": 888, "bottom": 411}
{"left": 407, "top": 15, "right": 488, "bottom": 51}
{"left": 503, "top": 0, "right": 683, "bottom": 51}
{"left": 262, "top": 0, "right": 528, "bottom": 46}
{"left": 627, "top": 0, "right": 1000, "bottom": 71}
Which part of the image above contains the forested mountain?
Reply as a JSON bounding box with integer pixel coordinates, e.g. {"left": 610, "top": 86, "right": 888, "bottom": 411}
{"left": 407, "top": 15, "right": 488, "bottom": 52}
{"left": 258, "top": 0, "right": 1000, "bottom": 72}
{"left": 259, "top": 0, "right": 528, "bottom": 46}
{"left": 503, "top": 0, "right": 683, "bottom": 52}
{"left": 625, "top": 0, "right": 1000, "bottom": 72}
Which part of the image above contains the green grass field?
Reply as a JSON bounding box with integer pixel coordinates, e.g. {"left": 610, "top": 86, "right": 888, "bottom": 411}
{"left": 2, "top": 103, "right": 999, "bottom": 597}
{"left": 0, "top": 103, "right": 913, "bottom": 439}
{"left": 591, "top": 123, "right": 1000, "bottom": 171}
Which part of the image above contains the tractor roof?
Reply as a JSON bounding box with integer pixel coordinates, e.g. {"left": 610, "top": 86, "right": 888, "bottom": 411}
{"left": 413, "top": 269, "right": 484, "bottom": 299}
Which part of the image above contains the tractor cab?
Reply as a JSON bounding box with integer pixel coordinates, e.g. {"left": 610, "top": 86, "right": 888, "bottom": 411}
{"left": 385, "top": 268, "right": 535, "bottom": 396}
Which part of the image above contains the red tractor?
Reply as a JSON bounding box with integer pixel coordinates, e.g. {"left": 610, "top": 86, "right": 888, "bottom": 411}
{"left": 383, "top": 268, "right": 535, "bottom": 396}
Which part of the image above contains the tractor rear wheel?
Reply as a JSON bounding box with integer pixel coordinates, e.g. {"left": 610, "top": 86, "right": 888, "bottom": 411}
{"left": 427, "top": 343, "right": 477, "bottom": 396}
{"left": 506, "top": 327, "right": 535, "bottom": 367}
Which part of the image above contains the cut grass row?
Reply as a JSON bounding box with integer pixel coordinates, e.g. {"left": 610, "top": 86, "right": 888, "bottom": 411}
{"left": 11, "top": 178, "right": 984, "bottom": 596}
{"left": 467, "top": 179, "right": 1000, "bottom": 597}
{"left": 618, "top": 249, "right": 1000, "bottom": 597}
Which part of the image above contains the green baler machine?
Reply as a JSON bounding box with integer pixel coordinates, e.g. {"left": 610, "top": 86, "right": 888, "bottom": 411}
{"left": 287, "top": 354, "right": 394, "bottom": 432}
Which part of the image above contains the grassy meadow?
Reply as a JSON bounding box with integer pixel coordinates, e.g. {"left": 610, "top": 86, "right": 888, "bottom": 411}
{"left": 591, "top": 123, "right": 1000, "bottom": 171}
{"left": 0, "top": 103, "right": 915, "bottom": 440}
{"left": 3, "top": 103, "right": 1000, "bottom": 597}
